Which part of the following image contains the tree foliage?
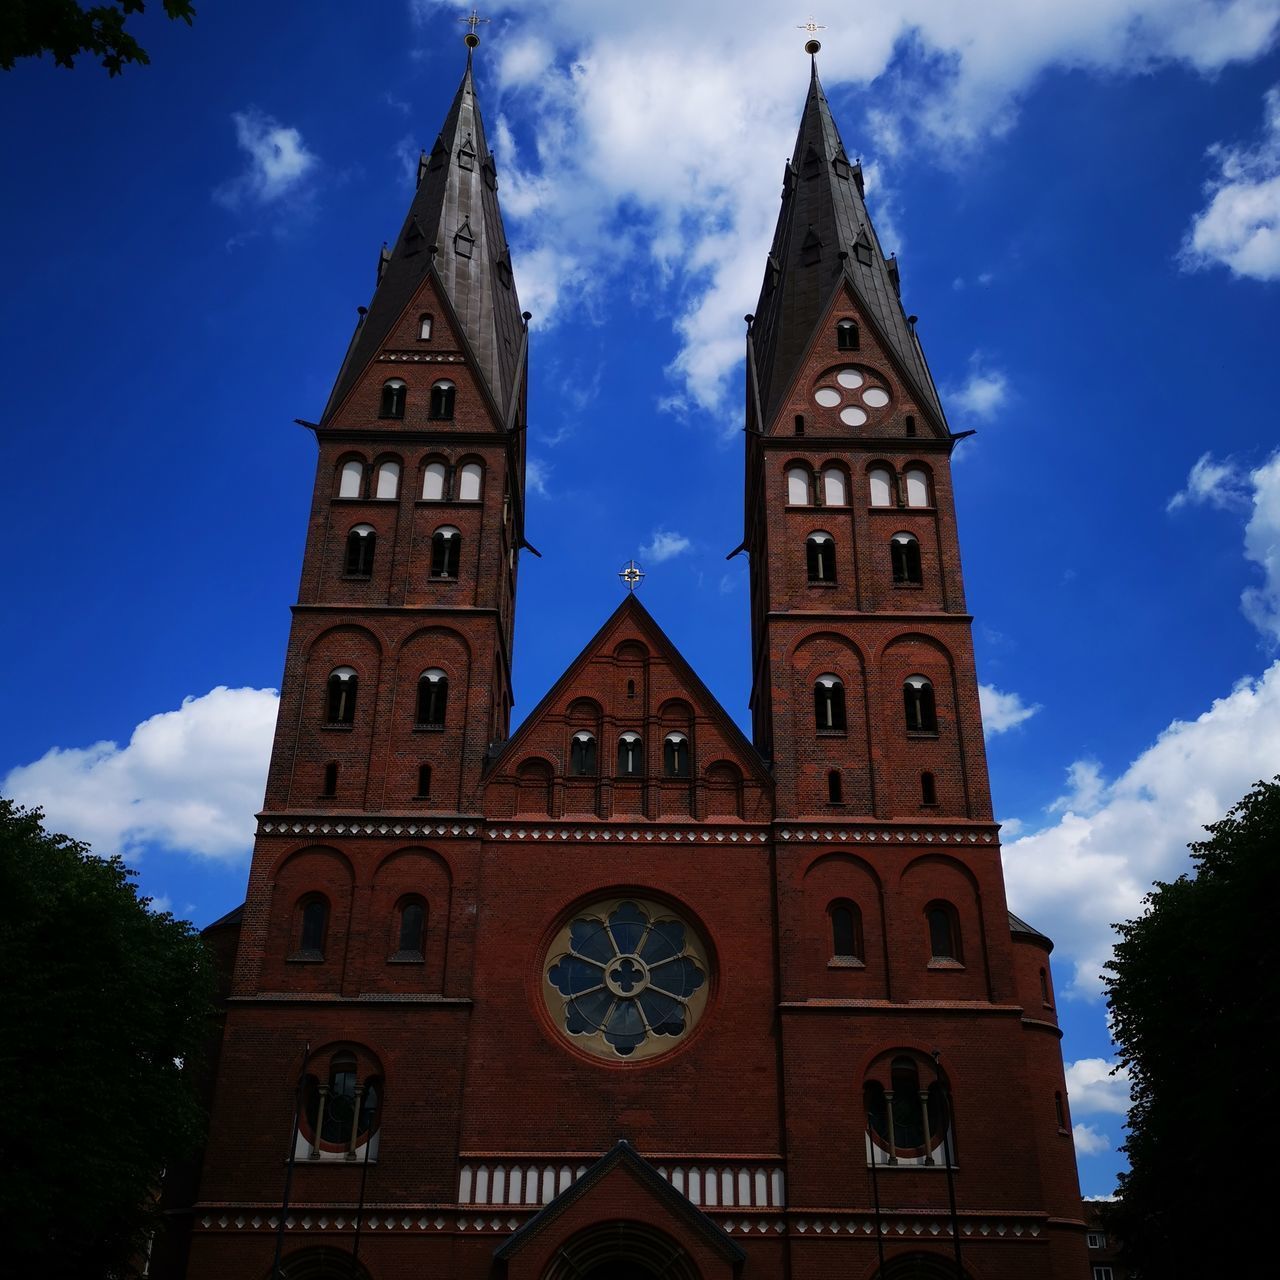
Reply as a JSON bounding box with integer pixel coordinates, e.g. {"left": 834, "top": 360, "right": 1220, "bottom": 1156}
{"left": 0, "top": 797, "right": 217, "bottom": 1276}
{"left": 1104, "top": 776, "right": 1280, "bottom": 1274}
{"left": 0, "top": 1, "right": 195, "bottom": 76}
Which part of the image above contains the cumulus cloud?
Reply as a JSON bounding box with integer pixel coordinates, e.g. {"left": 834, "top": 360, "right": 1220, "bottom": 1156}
{"left": 642, "top": 529, "right": 693, "bottom": 563}
{"left": 525, "top": 456, "right": 551, "bottom": 497}
{"left": 947, "top": 358, "right": 1010, "bottom": 420}
{"left": 1167, "top": 450, "right": 1280, "bottom": 641}
{"left": 1072, "top": 1123, "right": 1111, "bottom": 1157}
{"left": 1048, "top": 758, "right": 1107, "bottom": 816}
{"left": 979, "top": 682, "right": 1039, "bottom": 735}
{"left": 411, "top": 0, "right": 1279, "bottom": 421}
{"left": 1003, "top": 661, "right": 1280, "bottom": 998}
{"left": 2, "top": 687, "right": 278, "bottom": 861}
{"left": 1181, "top": 84, "right": 1280, "bottom": 281}
{"left": 1066, "top": 1058, "right": 1132, "bottom": 1115}
{"left": 215, "top": 109, "right": 318, "bottom": 209}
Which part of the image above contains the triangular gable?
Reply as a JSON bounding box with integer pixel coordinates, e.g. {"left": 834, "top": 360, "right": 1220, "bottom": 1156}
{"left": 494, "top": 1140, "right": 744, "bottom": 1267}
{"left": 484, "top": 595, "right": 771, "bottom": 791}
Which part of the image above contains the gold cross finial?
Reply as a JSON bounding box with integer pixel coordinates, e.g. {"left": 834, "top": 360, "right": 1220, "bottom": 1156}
{"left": 798, "top": 16, "right": 825, "bottom": 55}
{"left": 460, "top": 8, "right": 490, "bottom": 49}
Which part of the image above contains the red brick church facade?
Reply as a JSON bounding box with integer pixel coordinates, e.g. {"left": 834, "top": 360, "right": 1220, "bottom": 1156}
{"left": 162, "top": 46, "right": 1088, "bottom": 1280}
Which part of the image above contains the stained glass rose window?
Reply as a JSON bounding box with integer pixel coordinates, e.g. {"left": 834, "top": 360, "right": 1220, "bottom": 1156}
{"left": 544, "top": 898, "right": 709, "bottom": 1062}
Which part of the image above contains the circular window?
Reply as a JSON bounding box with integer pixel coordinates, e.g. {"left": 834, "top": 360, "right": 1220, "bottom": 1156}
{"left": 863, "top": 387, "right": 890, "bottom": 408}
{"left": 836, "top": 367, "right": 864, "bottom": 388}
{"left": 543, "top": 898, "right": 709, "bottom": 1062}
{"left": 811, "top": 365, "right": 891, "bottom": 420}
{"left": 814, "top": 387, "right": 841, "bottom": 408}
{"left": 840, "top": 406, "right": 868, "bottom": 426}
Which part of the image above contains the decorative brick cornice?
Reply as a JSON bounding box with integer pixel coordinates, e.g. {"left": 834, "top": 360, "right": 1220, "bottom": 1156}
{"left": 776, "top": 824, "right": 997, "bottom": 845}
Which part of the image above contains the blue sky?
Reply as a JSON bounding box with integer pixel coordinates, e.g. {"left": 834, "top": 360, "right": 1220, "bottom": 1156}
{"left": 3, "top": 1, "right": 1280, "bottom": 1197}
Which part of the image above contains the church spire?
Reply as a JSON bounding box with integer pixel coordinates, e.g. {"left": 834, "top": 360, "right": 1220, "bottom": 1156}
{"left": 749, "top": 61, "right": 947, "bottom": 433}
{"left": 322, "top": 54, "right": 525, "bottom": 425}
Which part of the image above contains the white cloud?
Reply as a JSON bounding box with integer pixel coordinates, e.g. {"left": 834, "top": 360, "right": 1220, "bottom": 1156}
{"left": 525, "top": 456, "right": 551, "bottom": 497}
{"left": 215, "top": 109, "right": 318, "bottom": 209}
{"left": 1048, "top": 758, "right": 1107, "bottom": 816}
{"left": 1072, "top": 1123, "right": 1111, "bottom": 1156}
{"left": 410, "top": 0, "right": 1279, "bottom": 422}
{"left": 3, "top": 687, "right": 278, "bottom": 861}
{"left": 642, "top": 529, "right": 692, "bottom": 562}
{"left": 1066, "top": 1058, "right": 1132, "bottom": 1115}
{"left": 1181, "top": 84, "right": 1280, "bottom": 281}
{"left": 1167, "top": 451, "right": 1251, "bottom": 511}
{"left": 1003, "top": 660, "right": 1280, "bottom": 998}
{"left": 947, "top": 358, "right": 1010, "bottom": 420}
{"left": 979, "top": 682, "right": 1039, "bottom": 735}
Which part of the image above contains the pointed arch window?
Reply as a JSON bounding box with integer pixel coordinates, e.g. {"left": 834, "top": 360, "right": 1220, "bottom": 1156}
{"left": 617, "top": 732, "right": 643, "bottom": 778}
{"left": 904, "top": 466, "right": 931, "bottom": 508}
{"left": 786, "top": 465, "right": 812, "bottom": 506}
{"left": 830, "top": 900, "right": 863, "bottom": 961}
{"left": 429, "top": 380, "right": 456, "bottom": 420}
{"left": 663, "top": 732, "right": 690, "bottom": 778}
{"left": 891, "top": 532, "right": 922, "bottom": 584}
{"left": 380, "top": 379, "right": 407, "bottom": 419}
{"left": 430, "top": 526, "right": 460, "bottom": 579}
{"left": 904, "top": 675, "right": 937, "bottom": 734}
{"left": 418, "top": 314, "right": 433, "bottom": 341}
{"left": 338, "top": 459, "right": 364, "bottom": 499}
{"left": 806, "top": 532, "right": 836, "bottom": 583}
{"left": 422, "top": 460, "right": 447, "bottom": 501}
{"left": 326, "top": 667, "right": 358, "bottom": 725}
{"left": 457, "top": 461, "right": 482, "bottom": 502}
{"left": 814, "top": 674, "right": 846, "bottom": 733}
{"left": 415, "top": 669, "right": 448, "bottom": 728}
{"left": 569, "top": 732, "right": 597, "bottom": 776}
{"left": 374, "top": 460, "right": 400, "bottom": 500}
{"left": 927, "top": 901, "right": 961, "bottom": 962}
{"left": 344, "top": 524, "right": 376, "bottom": 578}
{"left": 395, "top": 896, "right": 427, "bottom": 960}
{"left": 868, "top": 465, "right": 894, "bottom": 507}
{"left": 822, "top": 467, "right": 848, "bottom": 506}
{"left": 297, "top": 895, "right": 328, "bottom": 959}
{"left": 836, "top": 318, "right": 860, "bottom": 350}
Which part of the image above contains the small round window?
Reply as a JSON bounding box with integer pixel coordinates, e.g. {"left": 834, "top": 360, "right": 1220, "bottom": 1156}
{"left": 543, "top": 897, "right": 709, "bottom": 1062}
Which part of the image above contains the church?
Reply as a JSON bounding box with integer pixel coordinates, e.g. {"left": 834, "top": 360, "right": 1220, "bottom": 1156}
{"left": 158, "top": 32, "right": 1088, "bottom": 1280}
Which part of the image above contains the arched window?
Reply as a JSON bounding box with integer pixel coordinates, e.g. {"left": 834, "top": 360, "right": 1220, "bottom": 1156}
{"left": 927, "top": 902, "right": 961, "bottom": 961}
{"left": 866, "top": 1055, "right": 951, "bottom": 1168}
{"left": 806, "top": 532, "right": 836, "bottom": 583}
{"left": 891, "top": 532, "right": 922, "bottom": 584}
{"left": 868, "top": 465, "right": 894, "bottom": 507}
{"left": 904, "top": 466, "right": 931, "bottom": 507}
{"left": 794, "top": 413, "right": 805, "bottom": 436}
{"left": 380, "top": 378, "right": 407, "bottom": 419}
{"left": 827, "top": 769, "right": 843, "bottom": 804}
{"left": 822, "top": 466, "right": 848, "bottom": 506}
{"left": 374, "top": 460, "right": 400, "bottom": 500}
{"left": 326, "top": 667, "right": 358, "bottom": 725}
{"left": 663, "top": 732, "right": 690, "bottom": 778}
{"left": 429, "top": 379, "right": 456, "bottom": 420}
{"left": 344, "top": 524, "right": 375, "bottom": 577}
{"left": 338, "top": 459, "right": 364, "bottom": 499}
{"left": 304, "top": 1051, "right": 381, "bottom": 1158}
{"left": 786, "top": 465, "right": 812, "bottom": 505}
{"left": 626, "top": 679, "right": 636, "bottom": 699}
{"left": 836, "top": 318, "right": 859, "bottom": 350}
{"left": 814, "top": 674, "right": 846, "bottom": 732}
{"left": 905, "top": 413, "right": 917, "bottom": 437}
{"left": 396, "top": 897, "right": 426, "bottom": 959}
{"left": 569, "top": 731, "right": 597, "bottom": 776}
{"left": 457, "top": 461, "right": 482, "bottom": 502}
{"left": 430, "top": 526, "right": 460, "bottom": 579}
{"left": 904, "top": 675, "right": 937, "bottom": 733}
{"left": 415, "top": 669, "right": 448, "bottom": 727}
{"left": 418, "top": 313, "right": 433, "bottom": 340}
{"left": 422, "top": 460, "right": 447, "bottom": 501}
{"left": 921, "top": 770, "right": 938, "bottom": 806}
{"left": 1054, "top": 1091, "right": 1067, "bottom": 1129}
{"left": 322, "top": 761, "right": 338, "bottom": 797}
{"left": 830, "top": 900, "right": 863, "bottom": 959}
{"left": 298, "top": 896, "right": 328, "bottom": 958}
{"left": 617, "top": 732, "right": 643, "bottom": 777}
{"left": 416, "top": 762, "right": 432, "bottom": 798}
{"left": 1040, "top": 968, "right": 1052, "bottom": 1006}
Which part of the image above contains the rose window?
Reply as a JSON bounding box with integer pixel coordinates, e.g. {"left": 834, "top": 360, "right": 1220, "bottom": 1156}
{"left": 544, "top": 898, "right": 709, "bottom": 1062}
{"left": 813, "top": 365, "right": 891, "bottom": 426}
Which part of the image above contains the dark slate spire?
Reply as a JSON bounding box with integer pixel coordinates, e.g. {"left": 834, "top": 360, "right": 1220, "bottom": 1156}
{"left": 322, "top": 57, "right": 525, "bottom": 425}
{"left": 749, "top": 64, "right": 947, "bottom": 432}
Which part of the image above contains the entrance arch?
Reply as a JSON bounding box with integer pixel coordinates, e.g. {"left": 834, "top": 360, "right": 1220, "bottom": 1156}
{"left": 541, "top": 1221, "right": 703, "bottom": 1280}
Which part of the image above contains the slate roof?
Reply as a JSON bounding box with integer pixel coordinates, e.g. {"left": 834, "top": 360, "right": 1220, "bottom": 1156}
{"left": 750, "top": 61, "right": 947, "bottom": 434}
{"left": 1008, "top": 910, "right": 1054, "bottom": 951}
{"left": 322, "top": 54, "right": 525, "bottom": 425}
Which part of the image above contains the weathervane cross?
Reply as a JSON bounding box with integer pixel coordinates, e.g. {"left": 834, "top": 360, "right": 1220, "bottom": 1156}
{"left": 797, "top": 17, "right": 826, "bottom": 34}
{"left": 619, "top": 560, "right": 645, "bottom": 594}
{"left": 460, "top": 8, "right": 490, "bottom": 47}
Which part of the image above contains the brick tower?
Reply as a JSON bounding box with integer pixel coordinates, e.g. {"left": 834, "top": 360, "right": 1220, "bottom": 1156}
{"left": 166, "top": 44, "right": 1089, "bottom": 1280}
